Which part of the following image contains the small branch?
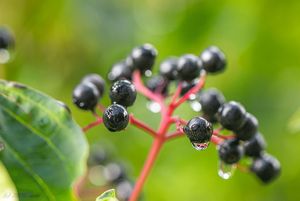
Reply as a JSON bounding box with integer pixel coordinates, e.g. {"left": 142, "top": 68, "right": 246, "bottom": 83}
{"left": 170, "top": 82, "right": 182, "bottom": 104}
{"left": 165, "top": 130, "right": 185, "bottom": 141}
{"left": 236, "top": 163, "right": 250, "bottom": 173}
{"left": 129, "top": 115, "right": 157, "bottom": 138}
{"left": 82, "top": 118, "right": 103, "bottom": 132}
{"left": 169, "top": 116, "right": 187, "bottom": 125}
{"left": 97, "top": 104, "right": 106, "bottom": 113}
{"left": 172, "top": 71, "right": 207, "bottom": 109}
{"left": 132, "top": 70, "right": 163, "bottom": 103}
{"left": 210, "top": 135, "right": 224, "bottom": 145}
{"left": 212, "top": 130, "right": 236, "bottom": 140}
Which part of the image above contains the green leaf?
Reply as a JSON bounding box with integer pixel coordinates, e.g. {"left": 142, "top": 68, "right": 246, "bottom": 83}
{"left": 0, "top": 162, "right": 19, "bottom": 201}
{"left": 96, "top": 189, "right": 119, "bottom": 201}
{"left": 0, "top": 80, "right": 89, "bottom": 201}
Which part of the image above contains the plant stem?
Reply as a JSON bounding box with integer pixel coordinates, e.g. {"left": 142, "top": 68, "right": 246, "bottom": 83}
{"left": 128, "top": 138, "right": 163, "bottom": 201}
{"left": 82, "top": 118, "right": 103, "bottom": 132}
{"left": 130, "top": 115, "right": 157, "bottom": 137}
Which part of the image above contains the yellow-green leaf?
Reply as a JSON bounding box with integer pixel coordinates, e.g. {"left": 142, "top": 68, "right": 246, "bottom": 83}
{"left": 96, "top": 189, "right": 119, "bottom": 201}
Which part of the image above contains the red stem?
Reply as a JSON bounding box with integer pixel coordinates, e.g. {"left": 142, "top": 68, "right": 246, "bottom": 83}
{"left": 166, "top": 130, "right": 185, "bottom": 141}
{"left": 132, "top": 70, "right": 163, "bottom": 103}
{"left": 82, "top": 118, "right": 103, "bottom": 132}
{"left": 130, "top": 115, "right": 157, "bottom": 138}
{"left": 171, "top": 71, "right": 207, "bottom": 109}
{"left": 170, "top": 82, "right": 182, "bottom": 104}
{"left": 128, "top": 138, "right": 163, "bottom": 201}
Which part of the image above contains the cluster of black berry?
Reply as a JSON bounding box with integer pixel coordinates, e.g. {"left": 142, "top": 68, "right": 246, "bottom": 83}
{"left": 184, "top": 86, "right": 280, "bottom": 183}
{"left": 88, "top": 146, "right": 136, "bottom": 201}
{"left": 107, "top": 44, "right": 226, "bottom": 98}
{"left": 72, "top": 74, "right": 137, "bottom": 132}
{"left": 73, "top": 43, "right": 280, "bottom": 184}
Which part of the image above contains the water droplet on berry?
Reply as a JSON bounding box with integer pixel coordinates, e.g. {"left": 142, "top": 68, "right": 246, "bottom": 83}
{"left": 146, "top": 101, "right": 161, "bottom": 113}
{"left": 144, "top": 70, "right": 152, "bottom": 77}
{"left": 0, "top": 49, "right": 10, "bottom": 64}
{"left": 218, "top": 161, "right": 236, "bottom": 180}
{"left": 191, "top": 141, "right": 210, "bottom": 151}
{"left": 190, "top": 100, "right": 202, "bottom": 112}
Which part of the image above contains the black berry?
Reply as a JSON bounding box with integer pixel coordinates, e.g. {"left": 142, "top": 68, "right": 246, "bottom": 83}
{"left": 177, "top": 54, "right": 202, "bottom": 81}
{"left": 180, "top": 79, "right": 198, "bottom": 96}
{"left": 110, "top": 80, "right": 137, "bottom": 107}
{"left": 116, "top": 180, "right": 134, "bottom": 201}
{"left": 244, "top": 133, "right": 266, "bottom": 157}
{"left": 146, "top": 75, "right": 169, "bottom": 96}
{"left": 129, "top": 43, "right": 157, "bottom": 73}
{"left": 217, "top": 101, "right": 247, "bottom": 130}
{"left": 81, "top": 74, "right": 105, "bottom": 97}
{"left": 200, "top": 46, "right": 226, "bottom": 73}
{"left": 72, "top": 82, "right": 99, "bottom": 110}
{"left": 103, "top": 104, "right": 129, "bottom": 132}
{"left": 199, "top": 88, "right": 225, "bottom": 117}
{"left": 159, "top": 57, "right": 178, "bottom": 80}
{"left": 88, "top": 146, "right": 110, "bottom": 166}
{"left": 103, "top": 162, "right": 127, "bottom": 184}
{"left": 108, "top": 60, "right": 133, "bottom": 82}
{"left": 251, "top": 154, "right": 281, "bottom": 183}
{"left": 218, "top": 139, "right": 244, "bottom": 164}
{"left": 234, "top": 113, "right": 258, "bottom": 141}
{"left": 0, "top": 27, "right": 14, "bottom": 50}
{"left": 183, "top": 117, "right": 213, "bottom": 143}
{"left": 202, "top": 113, "right": 218, "bottom": 124}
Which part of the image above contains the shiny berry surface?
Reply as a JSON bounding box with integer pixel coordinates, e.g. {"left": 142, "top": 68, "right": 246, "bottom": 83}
{"left": 199, "top": 88, "right": 225, "bottom": 117}
{"left": 103, "top": 104, "right": 129, "bottom": 132}
{"left": 217, "top": 101, "right": 247, "bottom": 130}
{"left": 218, "top": 139, "right": 244, "bottom": 164}
{"left": 180, "top": 79, "right": 197, "bottom": 96}
{"left": 146, "top": 75, "right": 169, "bottom": 96}
{"left": 72, "top": 82, "right": 99, "bottom": 110}
{"left": 110, "top": 80, "right": 137, "bottom": 107}
{"left": 183, "top": 117, "right": 213, "bottom": 143}
{"left": 244, "top": 133, "right": 266, "bottom": 157}
{"left": 177, "top": 54, "right": 201, "bottom": 81}
{"left": 251, "top": 154, "right": 281, "bottom": 183}
{"left": 234, "top": 113, "right": 258, "bottom": 141}
{"left": 159, "top": 57, "right": 178, "bottom": 80}
{"left": 129, "top": 43, "right": 157, "bottom": 73}
{"left": 108, "top": 60, "right": 133, "bottom": 82}
{"left": 81, "top": 74, "right": 105, "bottom": 96}
{"left": 200, "top": 46, "right": 226, "bottom": 73}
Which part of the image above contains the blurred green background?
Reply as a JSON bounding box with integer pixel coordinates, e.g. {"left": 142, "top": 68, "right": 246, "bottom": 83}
{"left": 1, "top": 0, "right": 300, "bottom": 200}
